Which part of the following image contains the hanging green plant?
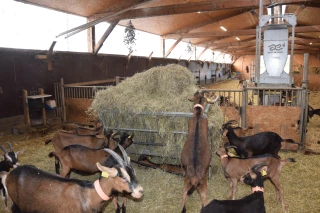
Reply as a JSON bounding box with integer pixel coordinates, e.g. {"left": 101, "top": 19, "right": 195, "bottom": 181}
{"left": 186, "top": 41, "right": 194, "bottom": 56}
{"left": 123, "top": 20, "right": 136, "bottom": 52}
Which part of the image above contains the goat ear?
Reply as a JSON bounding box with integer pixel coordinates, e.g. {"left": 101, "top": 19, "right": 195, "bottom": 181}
{"left": 96, "top": 163, "right": 118, "bottom": 177}
{"left": 259, "top": 166, "right": 268, "bottom": 176}
{"left": 16, "top": 149, "right": 24, "bottom": 156}
{"left": 188, "top": 97, "right": 195, "bottom": 102}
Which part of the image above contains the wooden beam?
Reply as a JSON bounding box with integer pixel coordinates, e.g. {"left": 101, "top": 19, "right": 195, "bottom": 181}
{"left": 56, "top": 0, "right": 153, "bottom": 38}
{"left": 294, "top": 5, "right": 306, "bottom": 16}
{"left": 87, "top": 17, "right": 96, "bottom": 53}
{"left": 163, "top": 25, "right": 320, "bottom": 39}
{"left": 149, "top": 51, "right": 153, "bottom": 61}
{"left": 108, "top": 0, "right": 312, "bottom": 21}
{"left": 168, "top": 10, "right": 249, "bottom": 34}
{"left": 94, "top": 21, "right": 119, "bottom": 54}
{"left": 165, "top": 38, "right": 182, "bottom": 58}
{"left": 227, "top": 50, "right": 320, "bottom": 56}
{"left": 126, "top": 50, "right": 133, "bottom": 69}
{"left": 47, "top": 41, "right": 56, "bottom": 70}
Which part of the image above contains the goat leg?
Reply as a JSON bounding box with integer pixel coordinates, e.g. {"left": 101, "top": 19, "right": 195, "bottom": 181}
{"left": 181, "top": 177, "right": 192, "bottom": 213}
{"left": 231, "top": 179, "right": 238, "bottom": 200}
{"left": 197, "top": 178, "right": 208, "bottom": 208}
{"left": 112, "top": 196, "right": 121, "bottom": 213}
{"left": 122, "top": 197, "right": 127, "bottom": 213}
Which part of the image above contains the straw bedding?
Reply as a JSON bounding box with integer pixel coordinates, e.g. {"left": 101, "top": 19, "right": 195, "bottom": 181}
{"left": 0, "top": 75, "right": 320, "bottom": 213}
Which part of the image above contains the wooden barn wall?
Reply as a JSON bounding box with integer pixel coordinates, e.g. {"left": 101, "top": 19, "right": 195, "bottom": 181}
{"left": 233, "top": 54, "right": 320, "bottom": 90}
{"left": 0, "top": 48, "right": 231, "bottom": 120}
{"left": 0, "top": 48, "right": 173, "bottom": 119}
{"left": 246, "top": 106, "right": 301, "bottom": 141}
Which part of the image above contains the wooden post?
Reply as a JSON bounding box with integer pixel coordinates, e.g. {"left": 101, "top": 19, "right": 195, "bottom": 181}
{"left": 38, "top": 88, "right": 46, "bottom": 125}
{"left": 300, "top": 53, "right": 309, "bottom": 146}
{"left": 241, "top": 81, "right": 247, "bottom": 128}
{"left": 22, "top": 89, "right": 30, "bottom": 125}
{"left": 60, "top": 78, "right": 66, "bottom": 122}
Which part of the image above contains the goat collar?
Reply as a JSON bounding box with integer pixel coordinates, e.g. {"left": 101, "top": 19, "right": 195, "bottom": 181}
{"left": 94, "top": 180, "right": 110, "bottom": 201}
{"left": 252, "top": 186, "right": 264, "bottom": 193}
{"left": 220, "top": 154, "right": 228, "bottom": 159}
{"left": 193, "top": 104, "right": 204, "bottom": 111}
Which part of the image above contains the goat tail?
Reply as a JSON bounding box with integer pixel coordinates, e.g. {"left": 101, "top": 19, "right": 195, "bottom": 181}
{"left": 280, "top": 158, "right": 296, "bottom": 170}
{"left": 45, "top": 138, "right": 52, "bottom": 145}
{"left": 282, "top": 139, "right": 295, "bottom": 143}
{"left": 48, "top": 152, "right": 61, "bottom": 175}
{"left": 188, "top": 176, "right": 199, "bottom": 196}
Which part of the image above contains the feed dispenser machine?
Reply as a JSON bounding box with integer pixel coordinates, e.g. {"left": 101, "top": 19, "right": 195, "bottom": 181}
{"left": 255, "top": 12, "right": 297, "bottom": 88}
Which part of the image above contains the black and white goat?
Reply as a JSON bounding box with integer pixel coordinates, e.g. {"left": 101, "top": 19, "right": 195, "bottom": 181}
{"left": 0, "top": 142, "right": 23, "bottom": 207}
{"left": 200, "top": 164, "right": 267, "bottom": 213}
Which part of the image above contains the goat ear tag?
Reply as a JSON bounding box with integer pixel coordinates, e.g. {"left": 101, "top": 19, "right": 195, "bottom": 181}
{"left": 261, "top": 170, "right": 267, "bottom": 176}
{"left": 128, "top": 135, "right": 132, "bottom": 139}
{"left": 101, "top": 172, "right": 109, "bottom": 178}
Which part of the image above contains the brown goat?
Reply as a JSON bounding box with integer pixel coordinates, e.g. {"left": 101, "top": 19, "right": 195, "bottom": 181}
{"left": 49, "top": 132, "right": 134, "bottom": 178}
{"left": 216, "top": 146, "right": 295, "bottom": 211}
{"left": 45, "top": 128, "right": 115, "bottom": 152}
{"left": 181, "top": 91, "right": 219, "bottom": 213}
{"left": 4, "top": 148, "right": 143, "bottom": 213}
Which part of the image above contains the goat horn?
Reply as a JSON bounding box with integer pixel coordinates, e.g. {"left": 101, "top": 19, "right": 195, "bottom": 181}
{"left": 103, "top": 148, "right": 125, "bottom": 168}
{"left": 7, "top": 142, "right": 13, "bottom": 152}
{"left": 226, "top": 145, "right": 238, "bottom": 149}
{"left": 205, "top": 94, "right": 219, "bottom": 104}
{"left": 0, "top": 146, "right": 7, "bottom": 153}
{"left": 118, "top": 144, "right": 130, "bottom": 166}
{"left": 251, "top": 163, "right": 267, "bottom": 173}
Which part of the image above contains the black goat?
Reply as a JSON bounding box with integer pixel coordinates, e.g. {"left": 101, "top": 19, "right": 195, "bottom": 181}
{"left": 221, "top": 120, "right": 295, "bottom": 158}
{"left": 308, "top": 105, "right": 320, "bottom": 119}
{"left": 200, "top": 164, "right": 267, "bottom": 213}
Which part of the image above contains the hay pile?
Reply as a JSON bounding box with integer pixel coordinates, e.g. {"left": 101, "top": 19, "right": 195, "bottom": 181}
{"left": 88, "top": 64, "right": 224, "bottom": 163}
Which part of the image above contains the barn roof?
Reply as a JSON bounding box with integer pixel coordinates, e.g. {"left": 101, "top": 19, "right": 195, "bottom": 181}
{"left": 15, "top": 0, "right": 320, "bottom": 57}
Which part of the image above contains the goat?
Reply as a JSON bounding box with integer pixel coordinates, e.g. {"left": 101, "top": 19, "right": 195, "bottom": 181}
{"left": 222, "top": 126, "right": 253, "bottom": 143}
{"left": 50, "top": 134, "right": 133, "bottom": 213}
{"left": 4, "top": 148, "right": 143, "bottom": 213}
{"left": 216, "top": 146, "right": 295, "bottom": 211}
{"left": 0, "top": 142, "right": 23, "bottom": 207}
{"left": 201, "top": 163, "right": 267, "bottom": 213}
{"left": 45, "top": 127, "right": 116, "bottom": 152}
{"left": 221, "top": 120, "right": 295, "bottom": 158}
{"left": 49, "top": 133, "right": 134, "bottom": 177}
{"left": 132, "top": 154, "right": 185, "bottom": 176}
{"left": 181, "top": 90, "right": 219, "bottom": 213}
{"left": 308, "top": 105, "right": 320, "bottom": 119}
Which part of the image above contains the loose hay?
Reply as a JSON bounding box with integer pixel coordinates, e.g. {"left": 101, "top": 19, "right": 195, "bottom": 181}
{"left": 88, "top": 64, "right": 225, "bottom": 164}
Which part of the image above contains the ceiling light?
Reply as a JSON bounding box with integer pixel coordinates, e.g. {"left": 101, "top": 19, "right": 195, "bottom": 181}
{"left": 220, "top": 26, "right": 227, "bottom": 31}
{"left": 236, "top": 37, "right": 240, "bottom": 41}
{"left": 310, "top": 42, "right": 313, "bottom": 45}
